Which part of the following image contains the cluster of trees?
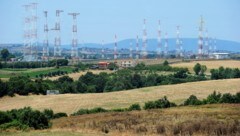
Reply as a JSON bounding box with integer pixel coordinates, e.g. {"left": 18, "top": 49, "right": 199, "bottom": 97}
{"left": 0, "top": 107, "right": 67, "bottom": 131}
{"left": 36, "top": 70, "right": 68, "bottom": 78}
{"left": 0, "top": 61, "right": 209, "bottom": 97}
{"left": 144, "top": 96, "right": 176, "bottom": 110}
{"left": 1, "top": 59, "right": 69, "bottom": 69}
{"left": 184, "top": 91, "right": 240, "bottom": 106}
{"left": 210, "top": 67, "right": 240, "bottom": 80}
{"left": 193, "top": 63, "right": 207, "bottom": 76}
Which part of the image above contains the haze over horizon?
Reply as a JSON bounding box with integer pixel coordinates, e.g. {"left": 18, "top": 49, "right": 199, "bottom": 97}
{"left": 0, "top": 0, "right": 239, "bottom": 44}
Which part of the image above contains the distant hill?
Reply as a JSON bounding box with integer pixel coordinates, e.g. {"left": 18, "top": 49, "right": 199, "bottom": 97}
{"left": 1, "top": 38, "right": 240, "bottom": 53}
{"left": 62, "top": 38, "right": 240, "bottom": 53}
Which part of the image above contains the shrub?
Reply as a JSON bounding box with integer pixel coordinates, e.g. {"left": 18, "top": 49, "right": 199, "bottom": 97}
{"left": 184, "top": 95, "right": 202, "bottom": 106}
{"left": 71, "top": 107, "right": 108, "bottom": 116}
{"left": 220, "top": 93, "right": 235, "bottom": 103}
{"left": 18, "top": 108, "right": 50, "bottom": 129}
{"left": 53, "top": 112, "right": 68, "bottom": 119}
{"left": 128, "top": 103, "right": 141, "bottom": 111}
{"left": 205, "top": 91, "right": 221, "bottom": 104}
{"left": 144, "top": 101, "right": 157, "bottom": 110}
{"left": 0, "top": 120, "right": 29, "bottom": 131}
{"left": 144, "top": 96, "right": 175, "bottom": 110}
{"left": 43, "top": 109, "right": 54, "bottom": 120}
{"left": 0, "top": 111, "right": 12, "bottom": 125}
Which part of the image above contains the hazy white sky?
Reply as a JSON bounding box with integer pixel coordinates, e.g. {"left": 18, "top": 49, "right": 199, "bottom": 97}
{"left": 0, "top": 0, "right": 239, "bottom": 44}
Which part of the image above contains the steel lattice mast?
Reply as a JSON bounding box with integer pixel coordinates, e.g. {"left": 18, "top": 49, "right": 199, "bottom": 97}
{"left": 164, "top": 32, "right": 168, "bottom": 57}
{"left": 68, "top": 13, "right": 80, "bottom": 59}
{"left": 52, "top": 10, "right": 63, "bottom": 57}
{"left": 157, "top": 20, "right": 162, "bottom": 59}
{"left": 42, "top": 11, "right": 49, "bottom": 61}
{"left": 101, "top": 40, "right": 104, "bottom": 59}
{"left": 23, "top": 4, "right": 31, "bottom": 60}
{"left": 136, "top": 35, "right": 139, "bottom": 60}
{"left": 23, "top": 3, "right": 38, "bottom": 61}
{"left": 205, "top": 29, "right": 209, "bottom": 57}
{"left": 214, "top": 37, "right": 217, "bottom": 52}
{"left": 176, "top": 25, "right": 181, "bottom": 58}
{"left": 114, "top": 35, "right": 118, "bottom": 62}
{"left": 31, "top": 3, "right": 38, "bottom": 61}
{"left": 198, "top": 16, "right": 204, "bottom": 59}
{"left": 142, "top": 19, "right": 147, "bottom": 59}
{"left": 129, "top": 42, "right": 133, "bottom": 59}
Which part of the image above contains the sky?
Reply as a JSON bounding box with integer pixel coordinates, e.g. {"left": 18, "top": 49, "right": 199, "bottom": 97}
{"left": 0, "top": 0, "right": 239, "bottom": 44}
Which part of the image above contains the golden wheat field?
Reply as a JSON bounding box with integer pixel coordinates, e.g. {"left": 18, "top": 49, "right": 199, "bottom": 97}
{"left": 0, "top": 78, "right": 239, "bottom": 114}
{"left": 50, "top": 104, "right": 240, "bottom": 136}
{"left": 171, "top": 60, "right": 240, "bottom": 72}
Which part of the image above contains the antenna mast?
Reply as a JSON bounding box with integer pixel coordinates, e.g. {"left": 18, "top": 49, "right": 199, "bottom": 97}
{"left": 157, "top": 20, "right": 162, "bottom": 59}
{"left": 142, "top": 19, "right": 147, "bottom": 59}
{"left": 43, "top": 11, "right": 49, "bottom": 61}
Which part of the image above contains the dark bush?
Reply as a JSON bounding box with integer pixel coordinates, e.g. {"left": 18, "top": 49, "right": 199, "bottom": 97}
{"left": 184, "top": 95, "right": 202, "bottom": 105}
{"left": 43, "top": 109, "right": 54, "bottom": 120}
{"left": 0, "top": 111, "right": 12, "bottom": 125}
{"left": 53, "top": 112, "right": 68, "bottom": 119}
{"left": 144, "top": 96, "right": 175, "bottom": 110}
{"left": 128, "top": 103, "right": 141, "bottom": 111}
{"left": 220, "top": 93, "right": 235, "bottom": 103}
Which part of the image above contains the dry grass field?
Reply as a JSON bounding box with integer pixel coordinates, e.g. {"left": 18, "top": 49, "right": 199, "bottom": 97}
{"left": 171, "top": 60, "right": 240, "bottom": 72}
{"left": 1, "top": 104, "right": 239, "bottom": 136}
{"left": 0, "top": 78, "right": 240, "bottom": 114}
{"left": 49, "top": 104, "right": 240, "bottom": 135}
{"left": 46, "top": 70, "right": 113, "bottom": 81}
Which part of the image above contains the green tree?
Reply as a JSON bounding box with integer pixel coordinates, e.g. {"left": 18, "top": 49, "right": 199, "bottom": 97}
{"left": 193, "top": 63, "right": 201, "bottom": 75}
{"left": 184, "top": 95, "right": 202, "bottom": 105}
{"left": 107, "top": 62, "right": 118, "bottom": 70}
{"left": 1, "top": 49, "right": 10, "bottom": 62}
{"left": 163, "top": 60, "right": 169, "bottom": 66}
{"left": 200, "top": 65, "right": 207, "bottom": 76}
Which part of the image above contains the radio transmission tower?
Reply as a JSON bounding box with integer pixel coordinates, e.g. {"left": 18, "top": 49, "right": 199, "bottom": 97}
{"left": 68, "top": 13, "right": 80, "bottom": 62}
{"left": 136, "top": 35, "right": 139, "bottom": 60}
{"left": 214, "top": 37, "right": 217, "bottom": 52}
{"left": 42, "top": 11, "right": 49, "bottom": 61}
{"left": 198, "top": 16, "right": 204, "bottom": 59}
{"left": 114, "top": 35, "right": 118, "bottom": 63}
{"left": 52, "top": 10, "right": 63, "bottom": 57}
{"left": 157, "top": 20, "right": 162, "bottom": 59}
{"left": 176, "top": 25, "right": 181, "bottom": 58}
{"left": 142, "top": 19, "right": 147, "bottom": 59}
{"left": 101, "top": 40, "right": 105, "bottom": 59}
{"left": 164, "top": 33, "right": 168, "bottom": 57}
{"left": 129, "top": 42, "right": 133, "bottom": 59}
{"left": 205, "top": 29, "right": 209, "bottom": 57}
{"left": 23, "top": 3, "right": 38, "bottom": 61}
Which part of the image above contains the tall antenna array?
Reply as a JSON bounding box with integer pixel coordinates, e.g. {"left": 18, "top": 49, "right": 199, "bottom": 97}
{"left": 142, "top": 19, "right": 147, "bottom": 59}
{"left": 205, "top": 29, "right": 209, "bottom": 57}
{"left": 198, "top": 16, "right": 204, "bottom": 59}
{"left": 101, "top": 40, "right": 105, "bottom": 59}
{"left": 68, "top": 13, "right": 80, "bottom": 60}
{"left": 114, "top": 35, "right": 118, "bottom": 63}
{"left": 136, "top": 35, "right": 139, "bottom": 60}
{"left": 209, "top": 37, "right": 213, "bottom": 54}
{"left": 129, "top": 42, "right": 133, "bottom": 59}
{"left": 42, "top": 11, "right": 49, "bottom": 61}
{"left": 23, "top": 3, "right": 38, "bottom": 61}
{"left": 164, "top": 33, "right": 168, "bottom": 57}
{"left": 157, "top": 20, "right": 162, "bottom": 59}
{"left": 176, "top": 25, "right": 181, "bottom": 58}
{"left": 52, "top": 10, "right": 64, "bottom": 57}
{"left": 180, "top": 40, "right": 183, "bottom": 57}
{"left": 214, "top": 38, "right": 217, "bottom": 52}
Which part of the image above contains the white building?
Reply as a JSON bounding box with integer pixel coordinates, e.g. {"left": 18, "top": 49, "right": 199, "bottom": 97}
{"left": 212, "top": 53, "right": 230, "bottom": 59}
